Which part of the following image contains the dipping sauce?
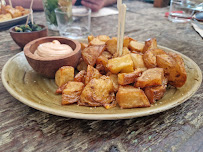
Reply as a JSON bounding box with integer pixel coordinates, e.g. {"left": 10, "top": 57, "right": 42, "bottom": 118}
{"left": 34, "top": 40, "right": 73, "bottom": 58}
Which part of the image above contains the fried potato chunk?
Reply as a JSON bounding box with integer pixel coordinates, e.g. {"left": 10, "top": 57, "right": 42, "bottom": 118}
{"left": 62, "top": 81, "right": 84, "bottom": 105}
{"left": 118, "top": 69, "right": 143, "bottom": 85}
{"left": 106, "top": 39, "right": 117, "bottom": 55}
{"left": 144, "top": 85, "right": 166, "bottom": 104}
{"left": 96, "top": 64, "right": 106, "bottom": 75}
{"left": 74, "top": 70, "right": 86, "bottom": 84}
{"left": 122, "top": 47, "right": 131, "bottom": 56}
{"left": 144, "top": 78, "right": 167, "bottom": 104}
{"left": 96, "top": 54, "right": 109, "bottom": 74}
{"left": 89, "top": 37, "right": 106, "bottom": 46}
{"left": 123, "top": 36, "right": 131, "bottom": 47}
{"left": 143, "top": 48, "right": 166, "bottom": 68}
{"left": 56, "top": 83, "right": 68, "bottom": 94}
{"left": 77, "top": 58, "right": 87, "bottom": 71}
{"left": 82, "top": 45, "right": 105, "bottom": 66}
{"left": 142, "top": 38, "right": 157, "bottom": 53}
{"left": 96, "top": 55, "right": 108, "bottom": 67}
{"left": 0, "top": 13, "right": 12, "bottom": 22}
{"left": 135, "top": 68, "right": 164, "bottom": 88}
{"left": 6, "top": 8, "right": 22, "bottom": 18}
{"left": 85, "top": 65, "right": 102, "bottom": 85}
{"left": 88, "top": 35, "right": 94, "bottom": 43}
{"left": 107, "top": 54, "right": 134, "bottom": 74}
{"left": 129, "top": 41, "right": 144, "bottom": 52}
{"left": 116, "top": 86, "right": 150, "bottom": 108}
{"left": 97, "top": 35, "right": 110, "bottom": 42}
{"left": 106, "top": 72, "right": 119, "bottom": 92}
{"left": 55, "top": 66, "right": 74, "bottom": 87}
{"left": 80, "top": 76, "right": 116, "bottom": 109}
{"left": 130, "top": 53, "right": 147, "bottom": 70}
{"left": 101, "top": 51, "right": 112, "bottom": 59}
{"left": 156, "top": 53, "right": 187, "bottom": 87}
{"left": 113, "top": 47, "right": 131, "bottom": 58}
{"left": 80, "top": 42, "right": 88, "bottom": 51}
{"left": 15, "top": 6, "right": 25, "bottom": 11}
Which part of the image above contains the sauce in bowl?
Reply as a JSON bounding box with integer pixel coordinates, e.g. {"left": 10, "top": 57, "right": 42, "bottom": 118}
{"left": 34, "top": 40, "right": 73, "bottom": 58}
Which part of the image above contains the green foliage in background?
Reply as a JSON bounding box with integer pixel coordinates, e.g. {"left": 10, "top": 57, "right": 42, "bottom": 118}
{"left": 43, "top": 0, "right": 58, "bottom": 26}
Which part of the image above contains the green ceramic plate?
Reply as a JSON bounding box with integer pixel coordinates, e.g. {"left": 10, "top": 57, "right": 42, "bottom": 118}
{"left": 1, "top": 46, "right": 202, "bottom": 120}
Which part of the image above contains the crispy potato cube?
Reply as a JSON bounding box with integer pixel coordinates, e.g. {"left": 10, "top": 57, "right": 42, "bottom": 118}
{"left": 96, "top": 64, "right": 106, "bottom": 75}
{"left": 106, "top": 37, "right": 130, "bottom": 55}
{"left": 21, "top": 9, "right": 30, "bottom": 15}
{"left": 116, "top": 86, "right": 150, "bottom": 108}
{"left": 123, "top": 36, "right": 130, "bottom": 47}
{"left": 144, "top": 77, "right": 167, "bottom": 104}
{"left": 144, "top": 84, "right": 166, "bottom": 104}
{"left": 15, "top": 6, "right": 25, "bottom": 11}
{"left": 82, "top": 45, "right": 105, "bottom": 66}
{"left": 80, "top": 42, "right": 88, "bottom": 51}
{"left": 96, "top": 55, "right": 108, "bottom": 66}
{"left": 80, "top": 76, "right": 116, "bottom": 109}
{"left": 129, "top": 41, "right": 144, "bottom": 52}
{"left": 6, "top": 8, "right": 22, "bottom": 18}
{"left": 113, "top": 47, "right": 130, "bottom": 58}
{"left": 89, "top": 37, "right": 106, "bottom": 46}
{"left": 56, "top": 83, "right": 68, "bottom": 94}
{"left": 122, "top": 47, "right": 130, "bottom": 56}
{"left": 62, "top": 81, "right": 84, "bottom": 105}
{"left": 156, "top": 53, "right": 187, "bottom": 87}
{"left": 55, "top": 66, "right": 74, "bottom": 87}
{"left": 107, "top": 54, "right": 134, "bottom": 74}
{"left": 96, "top": 55, "right": 109, "bottom": 73}
{"left": 85, "top": 65, "right": 102, "bottom": 85}
{"left": 142, "top": 38, "right": 157, "bottom": 53}
{"left": 101, "top": 51, "right": 112, "bottom": 59}
{"left": 107, "top": 72, "right": 119, "bottom": 92}
{"left": 128, "top": 37, "right": 137, "bottom": 42}
{"left": 143, "top": 49, "right": 166, "bottom": 68}
{"left": 0, "top": 13, "right": 12, "bottom": 22}
{"left": 106, "top": 39, "right": 117, "bottom": 55}
{"left": 77, "top": 59, "right": 87, "bottom": 71}
{"left": 130, "top": 53, "right": 147, "bottom": 70}
{"left": 135, "top": 68, "right": 164, "bottom": 88}
{"left": 118, "top": 69, "right": 143, "bottom": 85}
{"left": 97, "top": 35, "right": 110, "bottom": 42}
{"left": 74, "top": 70, "right": 86, "bottom": 84}
{"left": 88, "top": 35, "right": 94, "bottom": 43}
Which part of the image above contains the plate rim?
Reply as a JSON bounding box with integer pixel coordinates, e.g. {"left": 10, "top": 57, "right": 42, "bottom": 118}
{"left": 1, "top": 46, "right": 202, "bottom": 120}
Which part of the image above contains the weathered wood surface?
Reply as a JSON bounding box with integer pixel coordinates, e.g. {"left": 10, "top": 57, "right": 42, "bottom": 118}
{"left": 0, "top": 1, "right": 202, "bottom": 152}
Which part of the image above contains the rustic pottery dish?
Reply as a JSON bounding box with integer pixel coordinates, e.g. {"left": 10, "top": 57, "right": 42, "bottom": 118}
{"left": 1, "top": 45, "right": 202, "bottom": 120}
{"left": 9, "top": 24, "right": 48, "bottom": 48}
{"left": 23, "top": 36, "right": 81, "bottom": 78}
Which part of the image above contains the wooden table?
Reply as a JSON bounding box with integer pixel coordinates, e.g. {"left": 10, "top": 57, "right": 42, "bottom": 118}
{"left": 0, "top": 1, "right": 202, "bottom": 152}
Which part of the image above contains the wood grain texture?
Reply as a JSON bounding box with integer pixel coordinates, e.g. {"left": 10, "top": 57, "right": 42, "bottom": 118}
{"left": 0, "top": 1, "right": 203, "bottom": 152}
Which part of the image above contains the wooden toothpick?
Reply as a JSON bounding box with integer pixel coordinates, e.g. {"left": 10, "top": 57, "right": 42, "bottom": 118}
{"left": 119, "top": 4, "right": 126, "bottom": 57}
{"left": 117, "top": 0, "right": 127, "bottom": 57}
{"left": 8, "top": 0, "right": 12, "bottom": 7}
{"left": 25, "top": 0, "right": 34, "bottom": 26}
{"left": 30, "top": 0, "right": 34, "bottom": 24}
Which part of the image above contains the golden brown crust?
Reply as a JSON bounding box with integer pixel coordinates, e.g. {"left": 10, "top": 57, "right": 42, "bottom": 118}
{"left": 116, "top": 86, "right": 150, "bottom": 109}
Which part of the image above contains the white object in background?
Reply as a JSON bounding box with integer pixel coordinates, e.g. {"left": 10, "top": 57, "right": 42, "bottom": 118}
{"left": 91, "top": 7, "right": 118, "bottom": 17}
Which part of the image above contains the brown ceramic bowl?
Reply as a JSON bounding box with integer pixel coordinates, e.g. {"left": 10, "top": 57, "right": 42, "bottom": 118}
{"left": 24, "top": 36, "right": 81, "bottom": 78}
{"left": 9, "top": 24, "right": 48, "bottom": 48}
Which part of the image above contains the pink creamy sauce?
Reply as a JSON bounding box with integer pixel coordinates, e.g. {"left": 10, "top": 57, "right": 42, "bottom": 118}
{"left": 34, "top": 40, "right": 73, "bottom": 58}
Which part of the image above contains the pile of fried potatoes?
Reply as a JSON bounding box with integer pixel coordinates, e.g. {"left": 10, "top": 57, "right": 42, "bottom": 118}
{"left": 0, "top": 5, "right": 30, "bottom": 22}
{"left": 55, "top": 35, "right": 187, "bottom": 109}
